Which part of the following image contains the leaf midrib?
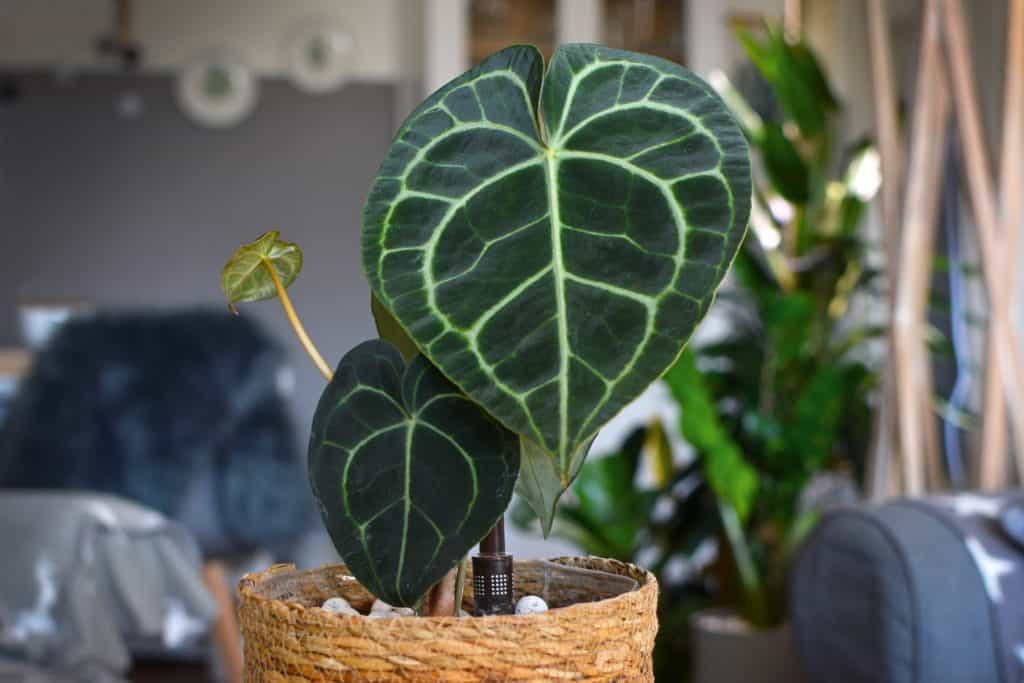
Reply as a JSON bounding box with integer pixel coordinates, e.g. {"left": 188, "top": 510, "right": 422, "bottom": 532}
{"left": 543, "top": 149, "right": 571, "bottom": 477}
{"left": 395, "top": 412, "right": 414, "bottom": 603}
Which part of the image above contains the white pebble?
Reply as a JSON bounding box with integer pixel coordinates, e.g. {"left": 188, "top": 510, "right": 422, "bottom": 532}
{"left": 321, "top": 596, "right": 351, "bottom": 611}
{"left": 321, "top": 597, "right": 359, "bottom": 616}
{"left": 515, "top": 595, "right": 548, "bottom": 615}
{"left": 370, "top": 598, "right": 415, "bottom": 618}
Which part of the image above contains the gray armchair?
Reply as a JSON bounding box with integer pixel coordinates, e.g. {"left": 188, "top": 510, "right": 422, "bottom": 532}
{"left": 791, "top": 492, "right": 1024, "bottom": 683}
{"left": 0, "top": 491, "right": 216, "bottom": 682}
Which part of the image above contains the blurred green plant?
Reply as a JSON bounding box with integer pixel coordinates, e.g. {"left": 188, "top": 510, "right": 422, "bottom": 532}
{"left": 512, "top": 425, "right": 720, "bottom": 681}
{"left": 515, "top": 25, "right": 883, "bottom": 664}
{"left": 687, "top": 24, "right": 881, "bottom": 628}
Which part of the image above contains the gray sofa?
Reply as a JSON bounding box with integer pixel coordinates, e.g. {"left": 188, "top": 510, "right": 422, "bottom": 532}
{"left": 0, "top": 491, "right": 216, "bottom": 682}
{"left": 792, "top": 492, "right": 1024, "bottom": 683}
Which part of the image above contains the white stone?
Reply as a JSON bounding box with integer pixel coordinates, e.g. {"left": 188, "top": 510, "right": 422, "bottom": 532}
{"left": 321, "top": 596, "right": 350, "bottom": 611}
{"left": 321, "top": 597, "right": 359, "bottom": 616}
{"left": 370, "top": 599, "right": 394, "bottom": 612}
{"left": 368, "top": 598, "right": 415, "bottom": 618}
{"left": 515, "top": 595, "right": 548, "bottom": 615}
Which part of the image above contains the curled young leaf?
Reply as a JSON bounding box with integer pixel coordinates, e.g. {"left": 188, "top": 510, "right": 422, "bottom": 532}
{"left": 370, "top": 292, "right": 419, "bottom": 361}
{"left": 308, "top": 340, "right": 520, "bottom": 607}
{"left": 363, "top": 44, "right": 752, "bottom": 526}
{"left": 516, "top": 434, "right": 594, "bottom": 537}
{"left": 220, "top": 230, "right": 303, "bottom": 309}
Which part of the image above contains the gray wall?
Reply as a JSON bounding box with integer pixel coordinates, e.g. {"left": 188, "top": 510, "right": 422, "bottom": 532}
{"left": 0, "top": 72, "right": 395, "bottom": 442}
{"left": 0, "top": 70, "right": 574, "bottom": 560}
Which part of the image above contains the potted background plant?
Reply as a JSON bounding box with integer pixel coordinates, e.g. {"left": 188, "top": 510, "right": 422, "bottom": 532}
{"left": 220, "top": 43, "right": 751, "bottom": 682}
{"left": 685, "top": 21, "right": 880, "bottom": 648}
{"left": 514, "top": 27, "right": 883, "bottom": 683}
{"left": 511, "top": 425, "right": 721, "bottom": 681}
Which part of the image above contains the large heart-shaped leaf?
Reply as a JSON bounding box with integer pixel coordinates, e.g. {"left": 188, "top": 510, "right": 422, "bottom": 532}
{"left": 363, "top": 44, "right": 751, "bottom": 523}
{"left": 308, "top": 340, "right": 519, "bottom": 607}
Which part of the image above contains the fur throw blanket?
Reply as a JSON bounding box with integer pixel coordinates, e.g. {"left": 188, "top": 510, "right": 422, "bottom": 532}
{"left": 0, "top": 310, "right": 312, "bottom": 559}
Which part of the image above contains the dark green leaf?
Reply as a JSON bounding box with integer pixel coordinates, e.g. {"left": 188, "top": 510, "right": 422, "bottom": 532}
{"left": 362, "top": 45, "right": 752, "bottom": 522}
{"left": 764, "top": 291, "right": 815, "bottom": 366}
{"left": 837, "top": 195, "right": 866, "bottom": 238}
{"left": 786, "top": 42, "right": 839, "bottom": 112}
{"left": 576, "top": 451, "right": 640, "bottom": 524}
{"left": 741, "top": 411, "right": 786, "bottom": 456}
{"left": 760, "top": 123, "right": 810, "bottom": 202}
{"left": 789, "top": 364, "right": 853, "bottom": 471}
{"left": 736, "top": 27, "right": 828, "bottom": 136}
{"left": 575, "top": 453, "right": 657, "bottom": 559}
{"left": 308, "top": 340, "right": 520, "bottom": 606}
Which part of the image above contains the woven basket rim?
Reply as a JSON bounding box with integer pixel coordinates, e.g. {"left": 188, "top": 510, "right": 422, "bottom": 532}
{"left": 238, "top": 556, "right": 657, "bottom": 625}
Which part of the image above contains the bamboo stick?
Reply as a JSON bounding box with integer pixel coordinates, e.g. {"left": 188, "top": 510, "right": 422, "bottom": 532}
{"left": 915, "top": 0, "right": 949, "bottom": 495}
{"left": 961, "top": 0, "right": 1006, "bottom": 487}
{"left": 912, "top": 82, "right": 951, "bottom": 493}
{"left": 979, "top": 0, "right": 1024, "bottom": 487}
{"left": 922, "top": 348, "right": 947, "bottom": 490}
{"left": 784, "top": 0, "right": 803, "bottom": 41}
{"left": 865, "top": 0, "right": 906, "bottom": 499}
{"left": 943, "top": 0, "right": 1024, "bottom": 485}
{"left": 894, "top": 0, "right": 949, "bottom": 496}
{"left": 867, "top": 0, "right": 905, "bottom": 273}
{"left": 980, "top": 336, "right": 1008, "bottom": 486}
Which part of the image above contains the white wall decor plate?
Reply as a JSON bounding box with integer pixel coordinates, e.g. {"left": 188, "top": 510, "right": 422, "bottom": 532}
{"left": 176, "top": 51, "right": 258, "bottom": 128}
{"left": 284, "top": 22, "right": 354, "bottom": 95}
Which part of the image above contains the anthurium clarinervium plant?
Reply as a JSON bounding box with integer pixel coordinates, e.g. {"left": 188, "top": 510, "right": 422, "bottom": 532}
{"left": 221, "top": 44, "right": 751, "bottom": 610}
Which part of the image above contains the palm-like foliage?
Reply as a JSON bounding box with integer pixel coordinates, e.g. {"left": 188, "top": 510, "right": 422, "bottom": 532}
{"left": 512, "top": 426, "right": 719, "bottom": 681}
{"left": 664, "top": 25, "right": 882, "bottom": 627}
{"left": 516, "top": 26, "right": 881, "bottom": 675}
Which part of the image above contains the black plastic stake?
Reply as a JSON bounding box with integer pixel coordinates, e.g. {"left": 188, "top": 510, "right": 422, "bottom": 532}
{"left": 472, "top": 517, "right": 514, "bottom": 615}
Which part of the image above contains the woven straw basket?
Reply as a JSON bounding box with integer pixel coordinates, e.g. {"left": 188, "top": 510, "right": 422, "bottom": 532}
{"left": 238, "top": 557, "right": 658, "bottom": 682}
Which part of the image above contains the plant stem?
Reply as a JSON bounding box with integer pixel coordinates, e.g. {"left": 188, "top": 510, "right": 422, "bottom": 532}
{"left": 453, "top": 556, "right": 467, "bottom": 617}
{"left": 261, "top": 258, "right": 334, "bottom": 381}
{"left": 718, "top": 500, "right": 767, "bottom": 626}
{"left": 422, "top": 567, "right": 458, "bottom": 616}
{"left": 480, "top": 517, "right": 506, "bottom": 554}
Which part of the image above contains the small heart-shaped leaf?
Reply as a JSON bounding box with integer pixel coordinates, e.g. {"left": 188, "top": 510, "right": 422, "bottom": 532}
{"left": 308, "top": 340, "right": 520, "bottom": 607}
{"left": 220, "top": 230, "right": 302, "bottom": 308}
